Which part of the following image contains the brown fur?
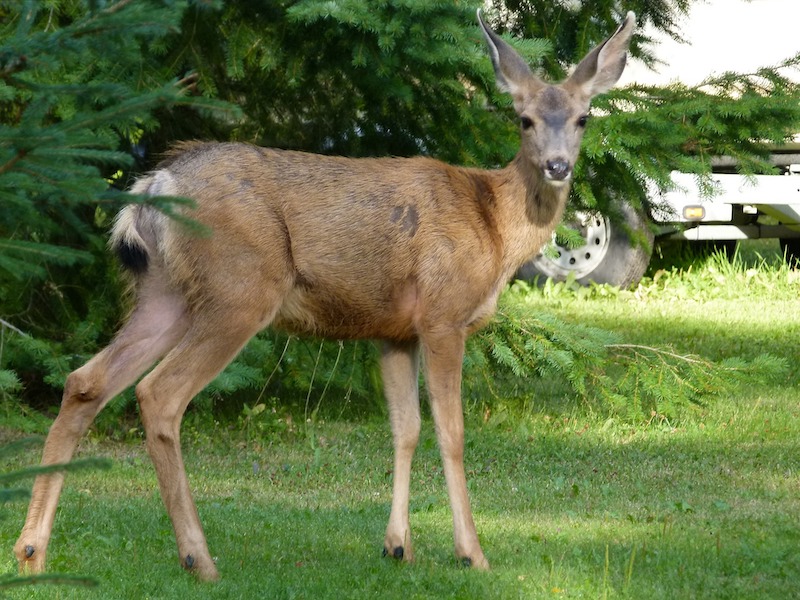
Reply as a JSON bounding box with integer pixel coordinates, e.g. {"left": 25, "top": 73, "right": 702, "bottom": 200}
{"left": 15, "top": 11, "right": 635, "bottom": 581}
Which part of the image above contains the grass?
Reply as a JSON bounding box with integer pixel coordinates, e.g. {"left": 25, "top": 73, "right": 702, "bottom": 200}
{"left": 2, "top": 240, "right": 800, "bottom": 599}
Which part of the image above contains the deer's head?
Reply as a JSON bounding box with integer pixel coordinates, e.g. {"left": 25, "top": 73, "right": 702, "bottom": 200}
{"left": 479, "top": 11, "right": 636, "bottom": 187}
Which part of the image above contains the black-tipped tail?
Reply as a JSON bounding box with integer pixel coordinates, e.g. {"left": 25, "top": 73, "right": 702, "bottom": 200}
{"left": 109, "top": 203, "right": 156, "bottom": 276}
{"left": 115, "top": 239, "right": 149, "bottom": 274}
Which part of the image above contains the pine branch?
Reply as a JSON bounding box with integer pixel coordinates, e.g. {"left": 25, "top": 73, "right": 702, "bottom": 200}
{"left": 0, "top": 148, "right": 27, "bottom": 176}
{"left": 0, "top": 456, "right": 112, "bottom": 485}
{"left": 469, "top": 285, "right": 789, "bottom": 421}
{"left": 607, "top": 344, "right": 708, "bottom": 365}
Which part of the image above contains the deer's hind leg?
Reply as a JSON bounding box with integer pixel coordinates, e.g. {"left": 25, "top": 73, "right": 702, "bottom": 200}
{"left": 15, "top": 277, "right": 190, "bottom": 573}
{"left": 134, "top": 285, "right": 289, "bottom": 581}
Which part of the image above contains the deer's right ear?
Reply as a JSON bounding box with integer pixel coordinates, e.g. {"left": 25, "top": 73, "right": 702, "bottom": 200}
{"left": 478, "top": 9, "right": 540, "bottom": 102}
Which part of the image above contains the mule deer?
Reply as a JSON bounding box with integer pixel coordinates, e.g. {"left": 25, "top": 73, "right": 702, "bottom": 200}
{"left": 15, "top": 11, "right": 635, "bottom": 580}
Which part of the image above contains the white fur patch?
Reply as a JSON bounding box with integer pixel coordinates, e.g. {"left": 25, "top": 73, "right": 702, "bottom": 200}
{"left": 109, "top": 170, "right": 175, "bottom": 253}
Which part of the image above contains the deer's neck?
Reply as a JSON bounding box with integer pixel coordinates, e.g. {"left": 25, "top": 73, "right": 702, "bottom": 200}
{"left": 488, "top": 152, "right": 570, "bottom": 276}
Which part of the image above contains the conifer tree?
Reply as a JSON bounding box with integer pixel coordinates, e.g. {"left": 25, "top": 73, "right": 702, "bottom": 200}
{"left": 0, "top": 0, "right": 233, "bottom": 404}
{"left": 145, "top": 0, "right": 530, "bottom": 164}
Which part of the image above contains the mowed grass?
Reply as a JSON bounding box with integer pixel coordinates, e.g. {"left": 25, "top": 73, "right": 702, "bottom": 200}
{"left": 2, "top": 240, "right": 799, "bottom": 599}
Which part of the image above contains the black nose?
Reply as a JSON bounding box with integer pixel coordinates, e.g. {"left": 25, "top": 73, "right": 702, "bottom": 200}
{"left": 545, "top": 159, "right": 571, "bottom": 181}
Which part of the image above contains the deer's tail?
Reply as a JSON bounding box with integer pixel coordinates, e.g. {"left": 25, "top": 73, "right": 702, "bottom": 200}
{"left": 109, "top": 171, "right": 175, "bottom": 275}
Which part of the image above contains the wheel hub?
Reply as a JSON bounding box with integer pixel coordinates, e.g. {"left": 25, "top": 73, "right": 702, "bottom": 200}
{"left": 543, "top": 212, "right": 611, "bottom": 278}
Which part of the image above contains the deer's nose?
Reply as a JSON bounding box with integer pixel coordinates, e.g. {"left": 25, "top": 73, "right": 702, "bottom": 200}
{"left": 545, "top": 159, "right": 571, "bottom": 181}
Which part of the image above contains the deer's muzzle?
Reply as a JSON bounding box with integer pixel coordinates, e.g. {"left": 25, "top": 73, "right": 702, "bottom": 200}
{"left": 544, "top": 159, "right": 572, "bottom": 183}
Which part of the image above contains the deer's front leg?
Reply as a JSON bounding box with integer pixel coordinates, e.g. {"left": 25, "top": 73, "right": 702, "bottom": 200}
{"left": 381, "top": 340, "right": 421, "bottom": 562}
{"left": 422, "top": 329, "right": 489, "bottom": 570}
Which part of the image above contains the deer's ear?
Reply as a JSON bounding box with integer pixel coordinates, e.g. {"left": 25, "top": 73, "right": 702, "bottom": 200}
{"left": 566, "top": 11, "right": 636, "bottom": 99}
{"left": 478, "top": 9, "right": 543, "bottom": 104}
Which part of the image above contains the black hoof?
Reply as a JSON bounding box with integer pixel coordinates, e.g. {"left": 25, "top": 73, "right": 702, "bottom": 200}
{"left": 382, "top": 546, "right": 404, "bottom": 560}
{"left": 25, "top": 545, "right": 35, "bottom": 559}
{"left": 460, "top": 556, "right": 472, "bottom": 568}
{"left": 184, "top": 554, "right": 195, "bottom": 570}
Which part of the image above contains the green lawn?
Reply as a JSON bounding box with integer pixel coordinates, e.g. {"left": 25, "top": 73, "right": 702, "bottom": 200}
{"left": 2, "top": 241, "right": 799, "bottom": 598}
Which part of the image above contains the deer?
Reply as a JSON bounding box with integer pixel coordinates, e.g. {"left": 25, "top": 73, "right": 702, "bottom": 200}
{"left": 14, "top": 10, "right": 635, "bottom": 581}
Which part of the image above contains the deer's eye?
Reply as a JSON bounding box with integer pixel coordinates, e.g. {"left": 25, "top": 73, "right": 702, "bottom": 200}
{"left": 577, "top": 115, "right": 589, "bottom": 128}
{"left": 520, "top": 116, "right": 533, "bottom": 130}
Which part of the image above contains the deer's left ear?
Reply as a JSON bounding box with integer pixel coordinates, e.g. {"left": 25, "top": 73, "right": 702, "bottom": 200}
{"left": 566, "top": 11, "right": 636, "bottom": 99}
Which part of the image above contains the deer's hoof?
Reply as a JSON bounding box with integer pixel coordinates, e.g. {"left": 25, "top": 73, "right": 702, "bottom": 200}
{"left": 458, "top": 553, "right": 490, "bottom": 571}
{"left": 181, "top": 553, "right": 219, "bottom": 581}
{"left": 15, "top": 541, "right": 46, "bottom": 575}
{"left": 382, "top": 545, "right": 404, "bottom": 560}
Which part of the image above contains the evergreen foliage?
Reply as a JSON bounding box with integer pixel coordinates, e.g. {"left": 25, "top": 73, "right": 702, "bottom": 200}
{"left": 0, "top": 0, "right": 234, "bottom": 406}
{"left": 0, "top": 0, "right": 797, "bottom": 427}
{"left": 149, "top": 0, "right": 532, "bottom": 164}
{"left": 469, "top": 282, "right": 787, "bottom": 421}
